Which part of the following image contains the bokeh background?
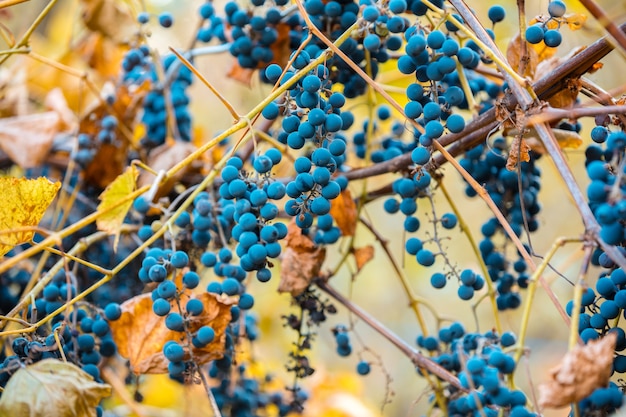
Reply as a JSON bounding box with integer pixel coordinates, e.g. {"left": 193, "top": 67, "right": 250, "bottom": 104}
{"left": 4, "top": 0, "right": 626, "bottom": 416}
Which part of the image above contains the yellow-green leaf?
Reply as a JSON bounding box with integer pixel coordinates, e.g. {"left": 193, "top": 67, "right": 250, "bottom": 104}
{"left": 0, "top": 177, "right": 61, "bottom": 257}
{"left": 96, "top": 165, "right": 138, "bottom": 250}
{"left": 0, "top": 359, "right": 111, "bottom": 417}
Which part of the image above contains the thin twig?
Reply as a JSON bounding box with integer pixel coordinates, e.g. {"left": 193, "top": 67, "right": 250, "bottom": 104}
{"left": 316, "top": 280, "right": 466, "bottom": 391}
{"left": 449, "top": 0, "right": 626, "bottom": 271}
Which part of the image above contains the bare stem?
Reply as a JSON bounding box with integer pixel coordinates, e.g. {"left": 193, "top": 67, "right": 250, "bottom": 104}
{"left": 316, "top": 280, "right": 466, "bottom": 391}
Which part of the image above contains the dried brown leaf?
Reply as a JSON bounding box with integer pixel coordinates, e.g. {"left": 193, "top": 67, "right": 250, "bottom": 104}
{"left": 81, "top": 81, "right": 150, "bottom": 188}
{"left": 538, "top": 333, "right": 616, "bottom": 408}
{"left": 279, "top": 222, "right": 326, "bottom": 296}
{"left": 227, "top": 22, "right": 290, "bottom": 85}
{"left": 45, "top": 88, "right": 77, "bottom": 131}
{"left": 0, "top": 359, "right": 111, "bottom": 417}
{"left": 76, "top": 33, "right": 128, "bottom": 78}
{"left": 506, "top": 33, "right": 538, "bottom": 78}
{"left": 0, "top": 112, "right": 60, "bottom": 168}
{"left": 494, "top": 99, "right": 515, "bottom": 130}
{"left": 227, "top": 64, "right": 255, "bottom": 86}
{"left": 81, "top": 0, "right": 136, "bottom": 44}
{"left": 329, "top": 189, "right": 357, "bottom": 237}
{"left": 354, "top": 245, "right": 374, "bottom": 272}
{"left": 0, "top": 66, "right": 28, "bottom": 117}
{"left": 109, "top": 292, "right": 232, "bottom": 374}
{"left": 506, "top": 135, "right": 531, "bottom": 171}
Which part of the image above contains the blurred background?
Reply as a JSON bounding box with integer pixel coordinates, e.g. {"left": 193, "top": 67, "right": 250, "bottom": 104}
{"left": 3, "top": 0, "right": 626, "bottom": 416}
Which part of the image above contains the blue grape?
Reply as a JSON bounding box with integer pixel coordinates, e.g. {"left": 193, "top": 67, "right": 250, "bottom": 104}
{"left": 487, "top": 5, "right": 505, "bottom": 23}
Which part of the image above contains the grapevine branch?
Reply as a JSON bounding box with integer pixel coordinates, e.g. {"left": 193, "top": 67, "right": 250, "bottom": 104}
{"left": 315, "top": 280, "right": 466, "bottom": 391}
{"left": 343, "top": 22, "right": 626, "bottom": 181}
{"left": 448, "top": 0, "right": 626, "bottom": 272}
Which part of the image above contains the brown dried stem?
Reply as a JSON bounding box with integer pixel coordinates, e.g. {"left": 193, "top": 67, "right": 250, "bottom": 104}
{"left": 315, "top": 280, "right": 466, "bottom": 391}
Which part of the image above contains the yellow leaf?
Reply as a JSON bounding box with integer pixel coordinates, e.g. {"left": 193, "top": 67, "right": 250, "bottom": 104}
{"left": 564, "top": 12, "right": 587, "bottom": 31}
{"left": 0, "top": 359, "right": 111, "bottom": 417}
{"left": 0, "top": 177, "right": 61, "bottom": 257}
{"left": 96, "top": 165, "right": 138, "bottom": 250}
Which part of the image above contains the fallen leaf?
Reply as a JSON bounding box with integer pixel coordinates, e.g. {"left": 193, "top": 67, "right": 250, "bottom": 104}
{"left": 96, "top": 165, "right": 138, "bottom": 250}
{"left": 506, "top": 135, "right": 531, "bottom": 171}
{"left": 538, "top": 332, "right": 616, "bottom": 408}
{"left": 109, "top": 292, "right": 232, "bottom": 374}
{"left": 0, "top": 177, "right": 61, "bottom": 257}
{"left": 279, "top": 222, "right": 327, "bottom": 296}
{"left": 0, "top": 112, "right": 61, "bottom": 168}
{"left": 329, "top": 189, "right": 357, "bottom": 237}
{"left": 506, "top": 33, "right": 538, "bottom": 78}
{"left": 138, "top": 141, "right": 198, "bottom": 198}
{"left": 353, "top": 245, "right": 374, "bottom": 272}
{"left": 0, "top": 359, "right": 111, "bottom": 417}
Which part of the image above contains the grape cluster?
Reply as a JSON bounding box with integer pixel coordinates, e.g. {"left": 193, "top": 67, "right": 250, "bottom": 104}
{"left": 141, "top": 56, "right": 193, "bottom": 147}
{"left": 73, "top": 115, "right": 119, "bottom": 168}
{"left": 584, "top": 130, "right": 626, "bottom": 248}
{"left": 2, "top": 295, "right": 121, "bottom": 409}
{"left": 417, "top": 324, "right": 536, "bottom": 416}
{"left": 525, "top": 1, "right": 567, "bottom": 47}
{"left": 459, "top": 140, "right": 542, "bottom": 310}
{"left": 216, "top": 153, "right": 288, "bottom": 281}
{"left": 285, "top": 151, "right": 347, "bottom": 233}
{"left": 563, "top": 275, "right": 626, "bottom": 415}
{"left": 222, "top": 1, "right": 290, "bottom": 70}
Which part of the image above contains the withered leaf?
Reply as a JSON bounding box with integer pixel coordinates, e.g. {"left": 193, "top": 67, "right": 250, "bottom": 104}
{"left": 0, "top": 112, "right": 61, "bottom": 168}
{"left": 506, "top": 135, "right": 531, "bottom": 171}
{"left": 279, "top": 222, "right": 326, "bottom": 296}
{"left": 538, "top": 332, "right": 616, "bottom": 408}
{"left": 45, "top": 88, "right": 77, "bottom": 132}
{"left": 109, "top": 292, "right": 232, "bottom": 374}
{"left": 0, "top": 359, "right": 111, "bottom": 417}
{"left": 0, "top": 66, "right": 28, "bottom": 117}
{"left": 329, "top": 189, "right": 357, "bottom": 237}
{"left": 353, "top": 245, "right": 374, "bottom": 272}
{"left": 228, "top": 22, "right": 290, "bottom": 85}
{"left": 506, "top": 33, "right": 538, "bottom": 78}
{"left": 227, "top": 64, "right": 256, "bottom": 87}
{"left": 81, "top": 81, "right": 150, "bottom": 188}
{"left": 81, "top": 0, "right": 136, "bottom": 44}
